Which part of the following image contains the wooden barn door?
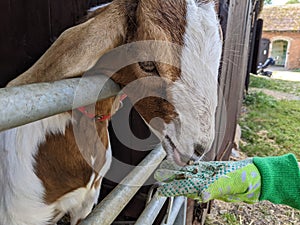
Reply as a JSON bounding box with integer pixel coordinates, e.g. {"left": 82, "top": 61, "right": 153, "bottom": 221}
{"left": 259, "top": 38, "right": 271, "bottom": 65}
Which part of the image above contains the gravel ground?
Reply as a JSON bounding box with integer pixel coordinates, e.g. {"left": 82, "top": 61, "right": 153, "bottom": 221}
{"left": 267, "top": 67, "right": 300, "bottom": 82}
{"left": 206, "top": 200, "right": 300, "bottom": 225}
{"left": 250, "top": 88, "right": 300, "bottom": 101}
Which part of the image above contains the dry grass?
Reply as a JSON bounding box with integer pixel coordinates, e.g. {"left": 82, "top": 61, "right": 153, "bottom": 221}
{"left": 206, "top": 200, "right": 300, "bottom": 225}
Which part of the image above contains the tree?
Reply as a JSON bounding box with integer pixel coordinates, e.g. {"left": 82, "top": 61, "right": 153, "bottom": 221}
{"left": 264, "top": 0, "right": 272, "bottom": 4}
{"left": 286, "top": 0, "right": 300, "bottom": 4}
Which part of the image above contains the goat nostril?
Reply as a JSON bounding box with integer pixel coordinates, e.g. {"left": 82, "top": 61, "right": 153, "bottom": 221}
{"left": 194, "top": 144, "right": 205, "bottom": 157}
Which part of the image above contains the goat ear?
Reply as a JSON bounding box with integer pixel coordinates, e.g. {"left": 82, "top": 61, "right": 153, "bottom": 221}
{"left": 7, "top": 1, "right": 128, "bottom": 87}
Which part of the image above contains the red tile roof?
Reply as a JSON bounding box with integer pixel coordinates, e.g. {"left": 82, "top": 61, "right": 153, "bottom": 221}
{"left": 259, "top": 4, "right": 300, "bottom": 32}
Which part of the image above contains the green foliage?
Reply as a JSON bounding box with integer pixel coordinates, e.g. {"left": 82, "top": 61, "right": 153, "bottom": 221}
{"left": 222, "top": 213, "right": 240, "bottom": 225}
{"left": 244, "top": 92, "right": 277, "bottom": 108}
{"left": 249, "top": 75, "right": 300, "bottom": 96}
{"left": 264, "top": 0, "right": 272, "bottom": 4}
{"left": 240, "top": 91, "right": 300, "bottom": 159}
{"left": 286, "top": 0, "right": 300, "bottom": 4}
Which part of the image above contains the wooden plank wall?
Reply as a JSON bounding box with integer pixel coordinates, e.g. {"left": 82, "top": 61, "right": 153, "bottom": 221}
{"left": 190, "top": 1, "right": 257, "bottom": 224}
{"left": 0, "top": 0, "right": 110, "bottom": 87}
{"left": 213, "top": 0, "right": 254, "bottom": 162}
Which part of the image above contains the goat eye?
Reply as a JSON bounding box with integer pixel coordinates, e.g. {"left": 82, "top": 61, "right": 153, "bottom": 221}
{"left": 138, "top": 61, "right": 157, "bottom": 73}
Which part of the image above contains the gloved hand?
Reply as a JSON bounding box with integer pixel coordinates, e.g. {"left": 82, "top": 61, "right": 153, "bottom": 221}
{"left": 154, "top": 159, "right": 261, "bottom": 204}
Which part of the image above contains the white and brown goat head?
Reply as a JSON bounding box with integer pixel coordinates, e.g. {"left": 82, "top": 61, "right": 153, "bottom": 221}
{"left": 8, "top": 0, "right": 222, "bottom": 165}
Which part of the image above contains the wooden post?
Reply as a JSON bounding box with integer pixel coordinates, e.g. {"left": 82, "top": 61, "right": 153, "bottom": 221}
{"left": 214, "top": 0, "right": 253, "bottom": 161}
{"left": 188, "top": 0, "right": 255, "bottom": 223}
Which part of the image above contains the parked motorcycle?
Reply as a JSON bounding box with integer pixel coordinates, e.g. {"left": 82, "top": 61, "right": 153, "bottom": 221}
{"left": 257, "top": 57, "right": 275, "bottom": 77}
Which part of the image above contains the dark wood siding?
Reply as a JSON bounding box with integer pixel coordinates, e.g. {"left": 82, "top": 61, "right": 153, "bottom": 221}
{"left": 258, "top": 38, "right": 271, "bottom": 65}
{"left": 213, "top": 0, "right": 255, "bottom": 161}
{"left": 0, "top": 0, "right": 111, "bottom": 87}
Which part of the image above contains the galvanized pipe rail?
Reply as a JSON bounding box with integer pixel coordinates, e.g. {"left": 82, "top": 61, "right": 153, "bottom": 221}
{"left": 79, "top": 145, "right": 167, "bottom": 225}
{"left": 135, "top": 195, "right": 167, "bottom": 225}
{"left": 135, "top": 196, "right": 186, "bottom": 225}
{"left": 159, "top": 197, "right": 186, "bottom": 225}
{"left": 0, "top": 75, "right": 120, "bottom": 132}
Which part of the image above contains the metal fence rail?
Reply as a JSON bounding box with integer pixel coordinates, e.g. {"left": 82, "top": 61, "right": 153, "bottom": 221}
{"left": 135, "top": 195, "right": 168, "bottom": 225}
{"left": 135, "top": 196, "right": 186, "bottom": 225}
{"left": 79, "top": 145, "right": 167, "bottom": 225}
{"left": 0, "top": 75, "right": 120, "bottom": 131}
{"left": 160, "top": 197, "right": 186, "bottom": 225}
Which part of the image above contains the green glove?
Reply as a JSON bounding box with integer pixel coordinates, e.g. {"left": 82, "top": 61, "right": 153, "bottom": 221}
{"left": 253, "top": 154, "right": 300, "bottom": 209}
{"left": 155, "top": 159, "right": 261, "bottom": 204}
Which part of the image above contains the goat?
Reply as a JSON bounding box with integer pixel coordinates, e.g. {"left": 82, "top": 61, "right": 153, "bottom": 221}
{"left": 0, "top": 96, "right": 121, "bottom": 225}
{"left": 1, "top": 0, "right": 222, "bottom": 224}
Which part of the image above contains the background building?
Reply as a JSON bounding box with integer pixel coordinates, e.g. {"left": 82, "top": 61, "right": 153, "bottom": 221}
{"left": 259, "top": 4, "right": 300, "bottom": 69}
